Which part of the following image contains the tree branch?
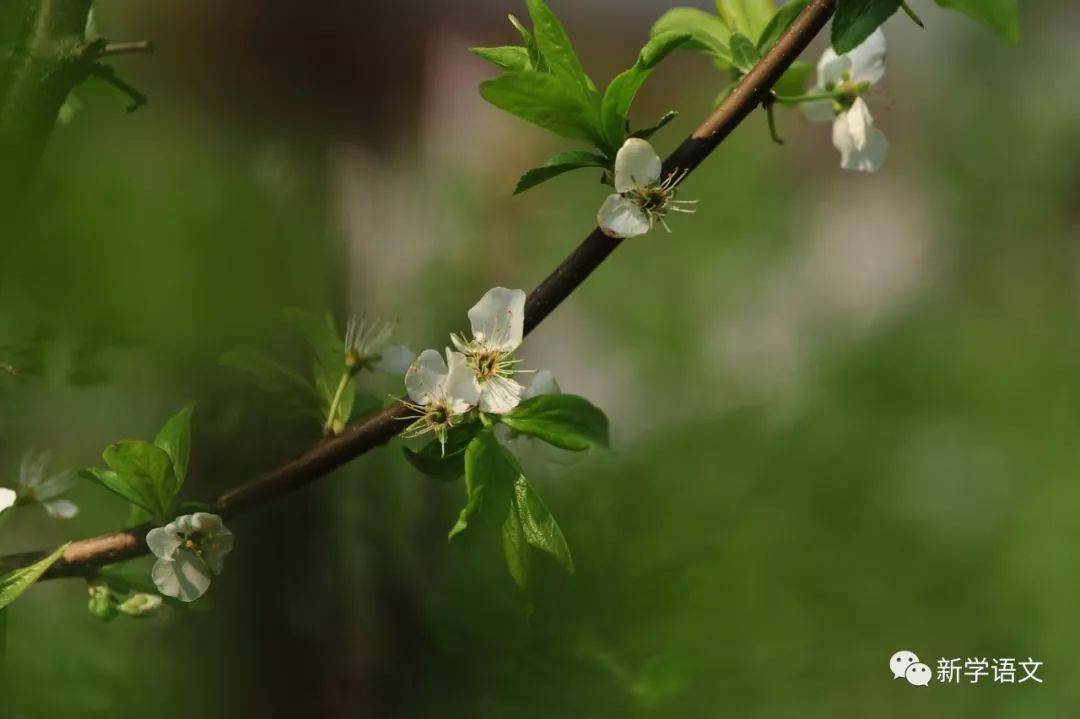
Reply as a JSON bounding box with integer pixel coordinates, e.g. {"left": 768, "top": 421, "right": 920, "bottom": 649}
{"left": 0, "top": 0, "right": 836, "bottom": 581}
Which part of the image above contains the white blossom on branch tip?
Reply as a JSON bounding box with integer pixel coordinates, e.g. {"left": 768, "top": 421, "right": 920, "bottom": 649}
{"left": 147, "top": 512, "right": 234, "bottom": 602}
{"left": 343, "top": 315, "right": 415, "bottom": 374}
{"left": 598, "top": 138, "right": 697, "bottom": 239}
{"left": 11, "top": 450, "right": 79, "bottom": 519}
{"left": 803, "top": 29, "right": 888, "bottom": 172}
{"left": 402, "top": 348, "right": 479, "bottom": 451}
{"left": 451, "top": 287, "right": 528, "bottom": 414}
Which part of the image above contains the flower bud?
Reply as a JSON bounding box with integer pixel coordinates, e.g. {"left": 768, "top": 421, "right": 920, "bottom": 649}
{"left": 117, "top": 593, "right": 164, "bottom": 617}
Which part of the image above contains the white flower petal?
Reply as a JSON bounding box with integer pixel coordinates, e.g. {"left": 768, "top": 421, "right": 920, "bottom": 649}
{"left": 598, "top": 194, "right": 651, "bottom": 239}
{"left": 190, "top": 512, "right": 223, "bottom": 534}
{"left": 202, "top": 525, "right": 234, "bottom": 575}
{"left": 442, "top": 350, "right": 480, "bottom": 411}
{"left": 146, "top": 525, "right": 181, "bottom": 559}
{"left": 0, "top": 488, "right": 15, "bottom": 513}
{"left": 405, "top": 348, "right": 449, "bottom": 404}
{"left": 478, "top": 375, "right": 523, "bottom": 414}
{"left": 153, "top": 550, "right": 212, "bottom": 602}
{"left": 614, "top": 138, "right": 662, "bottom": 193}
{"left": 801, "top": 99, "right": 836, "bottom": 123}
{"left": 374, "top": 345, "right": 415, "bottom": 375}
{"left": 816, "top": 48, "right": 850, "bottom": 87}
{"left": 845, "top": 97, "right": 874, "bottom": 150}
{"left": 43, "top": 499, "right": 78, "bottom": 519}
{"left": 152, "top": 559, "right": 182, "bottom": 598}
{"left": 524, "top": 370, "right": 561, "bottom": 399}
{"left": 847, "top": 28, "right": 886, "bottom": 86}
{"left": 467, "top": 287, "right": 525, "bottom": 352}
{"left": 34, "top": 470, "right": 77, "bottom": 501}
{"left": 840, "top": 126, "right": 888, "bottom": 172}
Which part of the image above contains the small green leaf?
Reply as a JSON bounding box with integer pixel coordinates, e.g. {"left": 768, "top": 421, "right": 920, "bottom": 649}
{"left": 601, "top": 31, "right": 690, "bottom": 148}
{"left": 832, "top": 0, "right": 901, "bottom": 53}
{"left": 403, "top": 423, "right": 481, "bottom": 480}
{"left": 480, "top": 71, "right": 602, "bottom": 143}
{"left": 81, "top": 468, "right": 159, "bottom": 517}
{"left": 449, "top": 431, "right": 515, "bottom": 540}
{"left": 503, "top": 394, "right": 609, "bottom": 451}
{"left": 933, "top": 0, "right": 1018, "bottom": 42}
{"left": 501, "top": 495, "right": 530, "bottom": 588}
{"left": 102, "top": 440, "right": 178, "bottom": 520}
{"left": 631, "top": 110, "right": 679, "bottom": 141}
{"left": 525, "top": 0, "right": 596, "bottom": 97}
{"left": 0, "top": 543, "right": 69, "bottom": 609}
{"left": 757, "top": 0, "right": 810, "bottom": 50}
{"left": 154, "top": 403, "right": 194, "bottom": 485}
{"left": 218, "top": 348, "right": 313, "bottom": 396}
{"left": 717, "top": 0, "right": 778, "bottom": 39}
{"left": 514, "top": 150, "right": 609, "bottom": 194}
{"left": 470, "top": 46, "right": 532, "bottom": 72}
{"left": 772, "top": 61, "right": 813, "bottom": 98}
{"left": 728, "top": 32, "right": 762, "bottom": 73}
{"left": 651, "top": 8, "right": 733, "bottom": 66}
{"left": 512, "top": 475, "right": 574, "bottom": 574}
{"left": 508, "top": 13, "right": 548, "bottom": 72}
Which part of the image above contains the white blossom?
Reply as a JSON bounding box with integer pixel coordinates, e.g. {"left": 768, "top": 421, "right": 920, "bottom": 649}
{"left": 403, "top": 348, "right": 480, "bottom": 451}
{"left": 597, "top": 138, "right": 696, "bottom": 239}
{"left": 803, "top": 29, "right": 888, "bottom": 172}
{"left": 450, "top": 287, "right": 528, "bottom": 414}
{"left": 13, "top": 450, "right": 78, "bottom": 519}
{"left": 147, "top": 513, "right": 234, "bottom": 602}
{"left": 523, "top": 370, "right": 561, "bottom": 400}
{"left": 0, "top": 488, "right": 15, "bottom": 514}
{"left": 344, "top": 316, "right": 415, "bottom": 374}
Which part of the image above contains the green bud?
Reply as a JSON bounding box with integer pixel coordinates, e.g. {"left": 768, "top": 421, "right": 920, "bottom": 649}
{"left": 117, "top": 593, "right": 163, "bottom": 618}
{"left": 87, "top": 581, "right": 117, "bottom": 621}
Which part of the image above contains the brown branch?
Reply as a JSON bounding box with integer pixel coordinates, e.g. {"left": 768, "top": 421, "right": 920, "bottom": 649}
{"left": 0, "top": 0, "right": 837, "bottom": 581}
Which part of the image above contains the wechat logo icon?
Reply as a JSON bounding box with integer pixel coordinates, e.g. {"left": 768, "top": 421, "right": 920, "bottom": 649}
{"left": 891, "top": 650, "right": 932, "bottom": 686}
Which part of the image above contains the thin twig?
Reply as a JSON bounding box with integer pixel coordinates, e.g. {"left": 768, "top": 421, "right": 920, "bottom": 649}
{"left": 86, "top": 63, "right": 148, "bottom": 112}
{"left": 101, "top": 41, "right": 155, "bottom": 57}
{"left": 0, "top": 0, "right": 837, "bottom": 581}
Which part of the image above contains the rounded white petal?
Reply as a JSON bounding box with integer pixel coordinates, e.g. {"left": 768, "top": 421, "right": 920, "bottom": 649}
{"left": 146, "top": 525, "right": 182, "bottom": 559}
{"left": 524, "top": 370, "right": 561, "bottom": 399}
{"left": 374, "top": 344, "right": 415, "bottom": 375}
{"left": 0, "top": 488, "right": 16, "bottom": 512}
{"left": 151, "top": 559, "right": 182, "bottom": 599}
{"left": 598, "top": 194, "right": 651, "bottom": 239}
{"left": 34, "top": 470, "right": 77, "bottom": 501}
{"left": 153, "top": 550, "right": 213, "bottom": 602}
{"left": 442, "top": 350, "right": 480, "bottom": 411}
{"left": 467, "top": 287, "right": 526, "bottom": 352}
{"left": 202, "top": 525, "right": 234, "bottom": 575}
{"left": 190, "top": 512, "right": 223, "bottom": 534}
{"left": 847, "top": 28, "right": 886, "bottom": 85}
{"left": 816, "top": 48, "right": 850, "bottom": 87}
{"left": 405, "top": 348, "right": 449, "bottom": 404}
{"left": 801, "top": 99, "right": 836, "bottom": 123}
{"left": 43, "top": 499, "right": 78, "bottom": 519}
{"left": 614, "top": 138, "right": 662, "bottom": 193}
{"left": 478, "top": 376, "right": 524, "bottom": 414}
{"left": 840, "top": 126, "right": 888, "bottom": 172}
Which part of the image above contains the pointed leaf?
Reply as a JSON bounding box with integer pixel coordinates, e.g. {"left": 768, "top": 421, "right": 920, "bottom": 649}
{"left": 154, "top": 403, "right": 194, "bottom": 485}
{"left": 102, "top": 440, "right": 177, "bottom": 520}
{"left": 651, "top": 8, "right": 733, "bottom": 66}
{"left": 717, "top": 0, "right": 778, "bottom": 39}
{"left": 508, "top": 13, "right": 548, "bottom": 72}
{"left": 0, "top": 543, "right": 70, "bottom": 609}
{"left": 514, "top": 150, "right": 609, "bottom": 194}
{"left": 832, "top": 0, "right": 901, "bottom": 53}
{"left": 81, "top": 468, "right": 159, "bottom": 516}
{"left": 933, "top": 0, "right": 1018, "bottom": 43}
{"left": 757, "top": 0, "right": 810, "bottom": 50}
{"left": 631, "top": 110, "right": 679, "bottom": 141}
{"left": 513, "top": 475, "right": 574, "bottom": 574}
{"left": 480, "top": 71, "right": 602, "bottom": 143}
{"left": 501, "top": 496, "right": 530, "bottom": 588}
{"left": 525, "top": 0, "right": 595, "bottom": 97}
{"left": 449, "top": 430, "right": 516, "bottom": 540}
{"left": 601, "top": 32, "right": 690, "bottom": 148}
{"left": 503, "top": 394, "right": 609, "bottom": 451}
{"left": 728, "top": 32, "right": 761, "bottom": 73}
{"left": 470, "top": 46, "right": 532, "bottom": 72}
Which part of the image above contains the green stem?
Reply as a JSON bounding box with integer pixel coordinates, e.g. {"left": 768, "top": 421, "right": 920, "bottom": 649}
{"left": 765, "top": 103, "right": 784, "bottom": 145}
{"left": 323, "top": 370, "right": 351, "bottom": 435}
{"left": 773, "top": 90, "right": 836, "bottom": 104}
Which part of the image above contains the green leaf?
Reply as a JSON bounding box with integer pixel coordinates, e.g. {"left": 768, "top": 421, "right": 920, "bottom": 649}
{"left": 601, "top": 31, "right": 691, "bottom": 148}
{"left": 631, "top": 110, "right": 679, "bottom": 141}
{"left": 403, "top": 423, "right": 481, "bottom": 480}
{"left": 501, "top": 494, "right": 530, "bottom": 588}
{"left": 508, "top": 13, "right": 548, "bottom": 72}
{"left": 449, "top": 430, "right": 516, "bottom": 540}
{"left": 218, "top": 348, "right": 313, "bottom": 396}
{"left": 832, "top": 0, "right": 901, "bottom": 53}
{"left": 933, "top": 0, "right": 1018, "bottom": 42}
{"left": 651, "top": 8, "right": 733, "bottom": 66}
{"left": 102, "top": 440, "right": 177, "bottom": 520}
{"left": 503, "top": 394, "right": 609, "bottom": 451}
{"left": 772, "top": 61, "right": 813, "bottom": 97}
{"left": 525, "top": 0, "right": 595, "bottom": 96}
{"left": 0, "top": 543, "right": 69, "bottom": 609}
{"left": 512, "top": 475, "right": 574, "bottom": 574}
{"left": 717, "top": 0, "right": 777, "bottom": 40}
{"left": 479, "top": 71, "right": 602, "bottom": 143}
{"left": 154, "top": 403, "right": 194, "bottom": 485}
{"left": 757, "top": 0, "right": 810, "bottom": 50}
{"left": 81, "top": 468, "right": 159, "bottom": 516}
{"left": 728, "top": 32, "right": 762, "bottom": 73}
{"left": 514, "top": 150, "right": 609, "bottom": 194}
{"left": 470, "top": 46, "right": 532, "bottom": 72}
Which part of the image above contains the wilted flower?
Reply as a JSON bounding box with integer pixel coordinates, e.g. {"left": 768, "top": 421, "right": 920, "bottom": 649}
{"left": 147, "top": 512, "right": 234, "bottom": 602}
{"left": 598, "top": 138, "right": 696, "bottom": 239}
{"left": 343, "top": 316, "right": 414, "bottom": 375}
{"left": 403, "top": 348, "right": 479, "bottom": 451}
{"left": 450, "top": 287, "right": 528, "bottom": 414}
{"left": 803, "top": 29, "right": 887, "bottom": 172}
{"left": 13, "top": 451, "right": 78, "bottom": 519}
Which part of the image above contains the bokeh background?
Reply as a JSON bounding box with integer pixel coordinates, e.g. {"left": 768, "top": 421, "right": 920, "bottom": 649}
{"left": 2, "top": 0, "right": 1079, "bottom": 716}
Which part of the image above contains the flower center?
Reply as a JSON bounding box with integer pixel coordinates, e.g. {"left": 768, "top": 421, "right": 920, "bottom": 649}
{"left": 468, "top": 347, "right": 513, "bottom": 384}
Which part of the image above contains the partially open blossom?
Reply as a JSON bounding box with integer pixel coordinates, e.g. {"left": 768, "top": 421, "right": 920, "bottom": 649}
{"left": 147, "top": 513, "right": 234, "bottom": 602}
{"left": 451, "top": 287, "right": 528, "bottom": 414}
{"left": 523, "top": 370, "right": 561, "bottom": 400}
{"left": 598, "top": 138, "right": 697, "bottom": 239}
{"left": 343, "top": 316, "right": 414, "bottom": 374}
{"left": 803, "top": 29, "right": 888, "bottom": 172}
{"left": 12, "top": 450, "right": 78, "bottom": 519}
{"left": 403, "top": 348, "right": 480, "bottom": 451}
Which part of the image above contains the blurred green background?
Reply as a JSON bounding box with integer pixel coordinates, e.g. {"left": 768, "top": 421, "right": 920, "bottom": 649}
{"left": 3, "top": 0, "right": 1079, "bottom": 716}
